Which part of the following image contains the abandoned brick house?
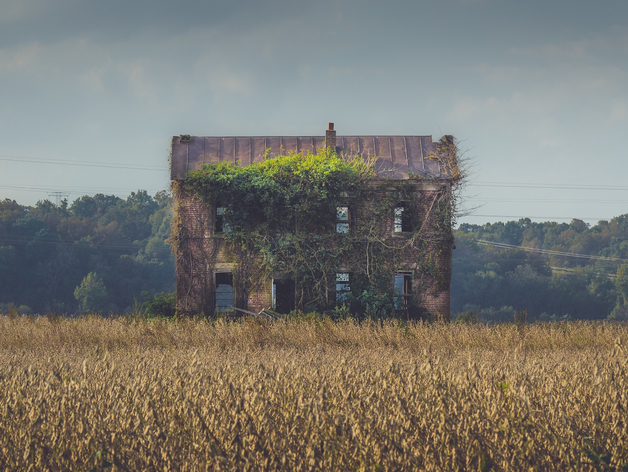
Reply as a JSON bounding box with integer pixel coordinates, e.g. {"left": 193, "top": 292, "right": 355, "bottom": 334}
{"left": 170, "top": 124, "right": 458, "bottom": 319}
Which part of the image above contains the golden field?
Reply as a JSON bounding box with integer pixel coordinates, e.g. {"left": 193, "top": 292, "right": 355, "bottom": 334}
{"left": 0, "top": 315, "right": 627, "bottom": 471}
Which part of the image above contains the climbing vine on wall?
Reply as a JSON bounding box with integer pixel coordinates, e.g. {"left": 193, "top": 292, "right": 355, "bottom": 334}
{"left": 179, "top": 147, "right": 459, "bottom": 317}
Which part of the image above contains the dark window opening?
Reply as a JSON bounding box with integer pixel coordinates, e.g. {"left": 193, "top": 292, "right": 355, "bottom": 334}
{"left": 394, "top": 203, "right": 412, "bottom": 233}
{"left": 336, "top": 272, "right": 350, "bottom": 303}
{"left": 215, "top": 206, "right": 226, "bottom": 233}
{"left": 394, "top": 273, "right": 412, "bottom": 310}
{"left": 273, "top": 278, "right": 295, "bottom": 314}
{"left": 215, "top": 272, "right": 234, "bottom": 312}
{"left": 336, "top": 206, "right": 350, "bottom": 233}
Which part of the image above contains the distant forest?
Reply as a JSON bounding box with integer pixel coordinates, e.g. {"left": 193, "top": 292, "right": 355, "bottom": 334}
{"left": 453, "top": 217, "right": 628, "bottom": 322}
{"left": 1, "top": 192, "right": 627, "bottom": 321}
{"left": 0, "top": 191, "right": 174, "bottom": 314}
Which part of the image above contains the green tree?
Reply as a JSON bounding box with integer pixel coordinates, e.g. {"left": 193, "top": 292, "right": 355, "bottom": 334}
{"left": 74, "top": 272, "right": 109, "bottom": 313}
{"left": 610, "top": 264, "right": 628, "bottom": 320}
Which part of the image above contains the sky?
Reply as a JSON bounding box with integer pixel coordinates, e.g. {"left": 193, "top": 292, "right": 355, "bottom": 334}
{"left": 1, "top": 0, "right": 627, "bottom": 226}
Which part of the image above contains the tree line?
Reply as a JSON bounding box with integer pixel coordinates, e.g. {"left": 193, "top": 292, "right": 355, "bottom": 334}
{"left": 452, "top": 216, "right": 628, "bottom": 322}
{"left": 1, "top": 190, "right": 628, "bottom": 321}
{"left": 0, "top": 191, "right": 174, "bottom": 314}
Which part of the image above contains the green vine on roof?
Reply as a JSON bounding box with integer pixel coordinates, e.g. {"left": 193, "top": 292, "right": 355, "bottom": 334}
{"left": 185, "top": 148, "right": 374, "bottom": 234}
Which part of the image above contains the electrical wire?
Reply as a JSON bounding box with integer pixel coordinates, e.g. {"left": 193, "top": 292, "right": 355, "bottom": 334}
{"left": 461, "top": 214, "right": 613, "bottom": 221}
{"left": 467, "top": 198, "right": 628, "bottom": 204}
{"left": 0, "top": 183, "right": 167, "bottom": 196}
{"left": 0, "top": 155, "right": 168, "bottom": 171}
{"left": 0, "top": 237, "right": 143, "bottom": 250}
{"left": 550, "top": 266, "right": 617, "bottom": 279}
{"left": 476, "top": 239, "right": 628, "bottom": 262}
{"left": 468, "top": 182, "right": 628, "bottom": 190}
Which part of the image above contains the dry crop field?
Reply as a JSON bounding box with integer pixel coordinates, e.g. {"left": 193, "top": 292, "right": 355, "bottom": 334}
{"left": 0, "top": 316, "right": 627, "bottom": 471}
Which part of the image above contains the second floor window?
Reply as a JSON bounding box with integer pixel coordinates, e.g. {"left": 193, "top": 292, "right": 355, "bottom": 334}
{"left": 215, "top": 206, "right": 231, "bottom": 234}
{"left": 336, "top": 206, "right": 350, "bottom": 233}
{"left": 394, "top": 203, "right": 412, "bottom": 233}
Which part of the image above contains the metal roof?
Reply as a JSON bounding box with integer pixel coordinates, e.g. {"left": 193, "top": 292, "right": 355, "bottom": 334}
{"left": 171, "top": 134, "right": 452, "bottom": 181}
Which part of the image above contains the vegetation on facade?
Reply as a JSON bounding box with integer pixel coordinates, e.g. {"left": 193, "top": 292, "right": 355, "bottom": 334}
{"left": 175, "top": 148, "right": 458, "bottom": 317}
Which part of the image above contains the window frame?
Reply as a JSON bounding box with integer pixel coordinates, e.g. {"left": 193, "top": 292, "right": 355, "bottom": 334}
{"left": 393, "top": 271, "right": 413, "bottom": 311}
{"left": 335, "top": 205, "right": 351, "bottom": 233}
{"left": 335, "top": 271, "right": 351, "bottom": 304}
{"left": 214, "top": 205, "right": 232, "bottom": 234}
{"left": 393, "top": 202, "right": 412, "bottom": 234}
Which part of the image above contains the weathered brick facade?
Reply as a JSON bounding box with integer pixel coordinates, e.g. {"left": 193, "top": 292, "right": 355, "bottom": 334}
{"left": 171, "top": 126, "right": 456, "bottom": 319}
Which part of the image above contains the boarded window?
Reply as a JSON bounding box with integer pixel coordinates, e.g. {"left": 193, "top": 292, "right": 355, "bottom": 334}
{"left": 273, "top": 278, "right": 295, "bottom": 314}
{"left": 336, "top": 206, "right": 350, "bottom": 233}
{"left": 393, "top": 272, "right": 412, "bottom": 310}
{"left": 393, "top": 203, "right": 412, "bottom": 233}
{"left": 336, "top": 272, "right": 350, "bottom": 303}
{"left": 215, "top": 272, "right": 234, "bottom": 312}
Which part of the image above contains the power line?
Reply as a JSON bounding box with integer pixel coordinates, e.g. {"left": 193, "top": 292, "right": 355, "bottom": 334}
{"left": 467, "top": 197, "right": 628, "bottom": 204}
{"left": 0, "top": 155, "right": 168, "bottom": 171}
{"left": 550, "top": 266, "right": 617, "bottom": 279}
{"left": 469, "top": 181, "right": 628, "bottom": 191}
{"left": 0, "top": 237, "right": 143, "bottom": 250}
{"left": 461, "top": 214, "right": 614, "bottom": 221}
{"left": 476, "top": 239, "right": 628, "bottom": 262}
{"left": 0, "top": 183, "right": 167, "bottom": 195}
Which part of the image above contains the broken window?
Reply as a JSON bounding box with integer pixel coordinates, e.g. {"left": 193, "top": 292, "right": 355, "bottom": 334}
{"left": 336, "top": 272, "right": 350, "bottom": 303}
{"left": 273, "top": 278, "right": 295, "bottom": 314}
{"left": 393, "top": 203, "right": 412, "bottom": 233}
{"left": 215, "top": 206, "right": 231, "bottom": 234}
{"left": 393, "top": 272, "right": 412, "bottom": 310}
{"left": 215, "top": 272, "right": 234, "bottom": 312}
{"left": 336, "top": 206, "right": 350, "bottom": 233}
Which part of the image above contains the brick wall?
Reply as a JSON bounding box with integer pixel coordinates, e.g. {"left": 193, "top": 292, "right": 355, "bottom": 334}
{"left": 173, "top": 182, "right": 454, "bottom": 319}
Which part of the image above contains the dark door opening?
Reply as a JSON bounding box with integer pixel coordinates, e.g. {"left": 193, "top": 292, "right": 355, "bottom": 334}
{"left": 273, "top": 279, "right": 295, "bottom": 314}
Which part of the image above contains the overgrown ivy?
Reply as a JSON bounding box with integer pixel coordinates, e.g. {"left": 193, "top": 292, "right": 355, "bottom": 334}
{"left": 181, "top": 148, "right": 456, "bottom": 318}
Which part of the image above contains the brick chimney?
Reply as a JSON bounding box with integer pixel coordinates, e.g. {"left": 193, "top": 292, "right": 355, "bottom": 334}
{"left": 325, "top": 122, "right": 336, "bottom": 152}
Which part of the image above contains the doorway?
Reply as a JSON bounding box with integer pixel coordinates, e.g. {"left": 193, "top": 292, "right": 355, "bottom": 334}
{"left": 273, "top": 278, "right": 295, "bottom": 314}
{"left": 215, "top": 272, "right": 234, "bottom": 313}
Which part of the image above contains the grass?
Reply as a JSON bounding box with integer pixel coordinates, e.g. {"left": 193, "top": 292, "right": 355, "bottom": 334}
{"left": 0, "top": 315, "right": 627, "bottom": 470}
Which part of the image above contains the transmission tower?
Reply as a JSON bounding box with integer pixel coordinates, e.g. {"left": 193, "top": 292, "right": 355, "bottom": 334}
{"left": 47, "top": 191, "right": 70, "bottom": 206}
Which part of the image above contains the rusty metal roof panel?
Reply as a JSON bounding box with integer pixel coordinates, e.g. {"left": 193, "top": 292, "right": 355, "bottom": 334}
{"left": 186, "top": 137, "right": 205, "bottom": 172}
{"left": 170, "top": 136, "right": 188, "bottom": 180}
{"left": 170, "top": 134, "right": 451, "bottom": 181}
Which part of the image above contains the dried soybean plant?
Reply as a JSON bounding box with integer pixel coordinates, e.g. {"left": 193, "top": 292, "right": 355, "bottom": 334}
{"left": 0, "top": 315, "right": 627, "bottom": 470}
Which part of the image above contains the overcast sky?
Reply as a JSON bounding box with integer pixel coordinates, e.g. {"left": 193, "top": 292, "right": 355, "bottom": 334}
{"left": 1, "top": 0, "right": 627, "bottom": 225}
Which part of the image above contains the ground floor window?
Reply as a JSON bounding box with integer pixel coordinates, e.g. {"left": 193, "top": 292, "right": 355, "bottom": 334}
{"left": 394, "top": 272, "right": 412, "bottom": 310}
{"left": 215, "top": 272, "right": 234, "bottom": 312}
{"left": 336, "top": 272, "right": 350, "bottom": 303}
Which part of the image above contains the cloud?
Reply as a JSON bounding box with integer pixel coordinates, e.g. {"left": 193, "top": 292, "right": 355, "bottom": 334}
{"left": 0, "top": 0, "right": 53, "bottom": 24}
{"left": 0, "top": 42, "right": 39, "bottom": 72}
{"left": 609, "top": 103, "right": 627, "bottom": 123}
{"left": 507, "top": 26, "right": 628, "bottom": 61}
